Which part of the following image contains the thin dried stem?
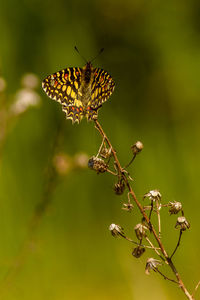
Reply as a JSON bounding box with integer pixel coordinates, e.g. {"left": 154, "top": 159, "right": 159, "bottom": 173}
{"left": 155, "top": 200, "right": 161, "bottom": 239}
{"left": 170, "top": 230, "right": 183, "bottom": 259}
{"left": 145, "top": 237, "right": 165, "bottom": 261}
{"left": 119, "top": 233, "right": 160, "bottom": 250}
{"left": 94, "top": 119, "right": 194, "bottom": 300}
{"left": 154, "top": 268, "right": 178, "bottom": 284}
{"left": 124, "top": 153, "right": 136, "bottom": 168}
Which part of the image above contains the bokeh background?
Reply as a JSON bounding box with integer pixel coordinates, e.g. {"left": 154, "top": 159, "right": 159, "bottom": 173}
{"left": 0, "top": 0, "right": 199, "bottom": 299}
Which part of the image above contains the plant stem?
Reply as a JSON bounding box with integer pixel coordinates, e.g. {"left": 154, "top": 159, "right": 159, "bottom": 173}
{"left": 94, "top": 119, "right": 194, "bottom": 300}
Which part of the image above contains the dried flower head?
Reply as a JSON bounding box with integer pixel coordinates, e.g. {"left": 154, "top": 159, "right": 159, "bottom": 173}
{"left": 134, "top": 223, "right": 148, "bottom": 240}
{"left": 145, "top": 258, "right": 162, "bottom": 275}
{"left": 114, "top": 180, "right": 125, "bottom": 195}
{"left": 144, "top": 190, "right": 161, "bottom": 202}
{"left": 122, "top": 202, "right": 133, "bottom": 212}
{"left": 88, "top": 156, "right": 108, "bottom": 174}
{"left": 109, "top": 224, "right": 123, "bottom": 237}
{"left": 100, "top": 147, "right": 112, "bottom": 159}
{"left": 169, "top": 201, "right": 182, "bottom": 215}
{"left": 175, "top": 216, "right": 190, "bottom": 231}
{"left": 131, "top": 141, "right": 144, "bottom": 155}
{"left": 132, "top": 246, "right": 145, "bottom": 258}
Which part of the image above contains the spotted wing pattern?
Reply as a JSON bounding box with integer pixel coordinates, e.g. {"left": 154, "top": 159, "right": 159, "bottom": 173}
{"left": 42, "top": 67, "right": 84, "bottom": 123}
{"left": 85, "top": 68, "right": 115, "bottom": 121}
{"left": 42, "top": 64, "right": 115, "bottom": 123}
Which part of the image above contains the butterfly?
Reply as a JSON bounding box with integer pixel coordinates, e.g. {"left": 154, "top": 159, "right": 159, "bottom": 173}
{"left": 42, "top": 62, "right": 115, "bottom": 123}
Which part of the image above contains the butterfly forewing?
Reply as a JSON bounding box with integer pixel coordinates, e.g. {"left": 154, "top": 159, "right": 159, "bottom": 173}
{"left": 42, "top": 67, "right": 84, "bottom": 123}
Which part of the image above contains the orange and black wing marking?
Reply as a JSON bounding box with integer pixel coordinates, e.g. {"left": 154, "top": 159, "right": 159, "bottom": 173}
{"left": 89, "top": 67, "right": 115, "bottom": 110}
{"left": 42, "top": 67, "right": 84, "bottom": 123}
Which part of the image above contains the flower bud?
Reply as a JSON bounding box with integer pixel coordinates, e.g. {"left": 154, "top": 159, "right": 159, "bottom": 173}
{"left": 175, "top": 216, "right": 190, "bottom": 231}
{"left": 88, "top": 156, "right": 108, "bottom": 174}
{"left": 132, "top": 246, "right": 145, "bottom": 258}
{"left": 169, "top": 201, "right": 182, "bottom": 215}
{"left": 109, "top": 224, "right": 123, "bottom": 237}
{"left": 131, "top": 141, "right": 144, "bottom": 155}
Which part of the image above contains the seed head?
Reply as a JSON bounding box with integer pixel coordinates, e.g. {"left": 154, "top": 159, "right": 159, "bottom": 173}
{"left": 134, "top": 223, "right": 148, "bottom": 240}
{"left": 175, "top": 216, "right": 190, "bottom": 231}
{"left": 132, "top": 246, "right": 145, "bottom": 258}
{"left": 114, "top": 180, "right": 125, "bottom": 195}
{"left": 145, "top": 258, "right": 162, "bottom": 275}
{"left": 88, "top": 156, "right": 108, "bottom": 174}
{"left": 169, "top": 201, "right": 182, "bottom": 215}
{"left": 109, "top": 224, "right": 123, "bottom": 237}
{"left": 144, "top": 190, "right": 161, "bottom": 202}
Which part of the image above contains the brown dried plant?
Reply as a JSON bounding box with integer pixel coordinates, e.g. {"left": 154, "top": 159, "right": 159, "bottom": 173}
{"left": 88, "top": 118, "right": 199, "bottom": 300}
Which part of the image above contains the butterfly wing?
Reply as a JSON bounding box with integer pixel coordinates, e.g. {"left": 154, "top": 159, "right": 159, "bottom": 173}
{"left": 42, "top": 67, "right": 84, "bottom": 123}
{"left": 86, "top": 68, "right": 115, "bottom": 121}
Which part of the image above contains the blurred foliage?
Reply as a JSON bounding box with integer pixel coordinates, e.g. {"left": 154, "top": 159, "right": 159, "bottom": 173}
{"left": 0, "top": 0, "right": 200, "bottom": 299}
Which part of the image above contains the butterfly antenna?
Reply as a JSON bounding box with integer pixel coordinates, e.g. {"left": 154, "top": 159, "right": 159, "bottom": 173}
{"left": 91, "top": 48, "right": 104, "bottom": 62}
{"left": 74, "top": 46, "right": 87, "bottom": 63}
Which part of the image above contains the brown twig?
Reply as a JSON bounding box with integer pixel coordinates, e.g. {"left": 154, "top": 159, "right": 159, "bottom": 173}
{"left": 170, "top": 230, "right": 183, "bottom": 259}
{"left": 94, "top": 119, "right": 194, "bottom": 300}
{"left": 154, "top": 268, "right": 178, "bottom": 284}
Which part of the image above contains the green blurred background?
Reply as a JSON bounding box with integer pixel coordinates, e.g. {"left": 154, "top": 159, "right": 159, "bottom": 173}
{"left": 0, "top": 0, "right": 199, "bottom": 299}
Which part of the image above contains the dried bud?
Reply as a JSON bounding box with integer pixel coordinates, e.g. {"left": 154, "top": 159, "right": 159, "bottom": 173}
{"left": 132, "top": 246, "right": 145, "bottom": 258}
{"left": 109, "top": 224, "right": 123, "bottom": 237}
{"left": 122, "top": 202, "right": 133, "bottom": 212}
{"left": 175, "top": 216, "right": 190, "bottom": 231}
{"left": 114, "top": 180, "right": 125, "bottom": 195}
{"left": 131, "top": 141, "right": 144, "bottom": 155}
{"left": 88, "top": 156, "right": 108, "bottom": 174}
{"left": 134, "top": 223, "right": 148, "bottom": 240}
{"left": 144, "top": 190, "right": 161, "bottom": 202}
{"left": 169, "top": 201, "right": 182, "bottom": 215}
{"left": 100, "top": 147, "right": 112, "bottom": 159}
{"left": 145, "top": 258, "right": 162, "bottom": 275}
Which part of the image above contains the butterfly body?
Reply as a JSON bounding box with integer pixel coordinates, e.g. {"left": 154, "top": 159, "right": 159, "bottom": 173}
{"left": 42, "top": 62, "right": 115, "bottom": 123}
